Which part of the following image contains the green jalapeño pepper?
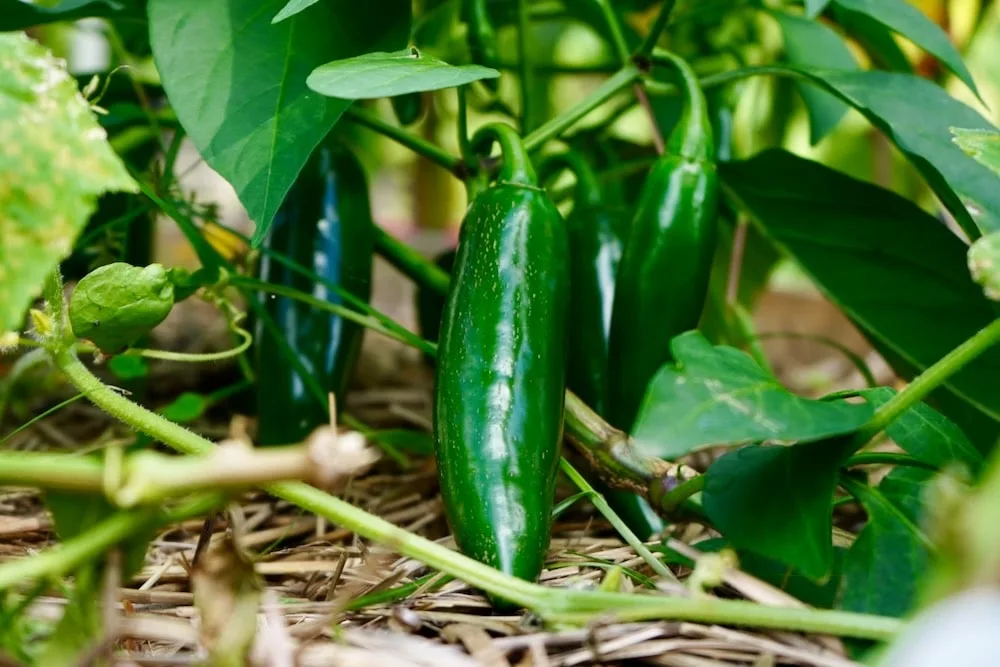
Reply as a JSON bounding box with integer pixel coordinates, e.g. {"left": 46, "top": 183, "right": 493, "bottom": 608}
{"left": 538, "top": 151, "right": 665, "bottom": 541}
{"left": 254, "top": 139, "right": 374, "bottom": 446}
{"left": 608, "top": 50, "right": 719, "bottom": 435}
{"left": 434, "top": 123, "right": 568, "bottom": 591}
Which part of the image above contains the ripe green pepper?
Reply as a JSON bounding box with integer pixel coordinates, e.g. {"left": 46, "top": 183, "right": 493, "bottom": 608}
{"left": 538, "top": 151, "right": 665, "bottom": 541}
{"left": 434, "top": 123, "right": 568, "bottom": 590}
{"left": 254, "top": 140, "right": 374, "bottom": 445}
{"left": 608, "top": 50, "right": 719, "bottom": 434}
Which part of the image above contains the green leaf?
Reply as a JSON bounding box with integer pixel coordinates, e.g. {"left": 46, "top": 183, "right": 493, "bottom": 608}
{"left": 772, "top": 11, "right": 858, "bottom": 144}
{"left": 721, "top": 150, "right": 1000, "bottom": 425}
{"left": 951, "top": 127, "right": 1000, "bottom": 177}
{"left": 703, "top": 438, "right": 857, "bottom": 579}
{"left": 782, "top": 68, "right": 1000, "bottom": 237}
{"left": 968, "top": 231, "right": 1000, "bottom": 302}
{"left": 108, "top": 354, "right": 150, "bottom": 381}
{"left": 45, "top": 491, "right": 153, "bottom": 576}
{"left": 272, "top": 0, "right": 319, "bottom": 23}
{"left": 0, "top": 0, "right": 136, "bottom": 30}
{"left": 160, "top": 392, "right": 209, "bottom": 423}
{"left": 307, "top": 49, "right": 500, "bottom": 99}
{"left": 148, "top": 0, "right": 410, "bottom": 245}
{"left": 69, "top": 263, "right": 175, "bottom": 353}
{"left": 805, "top": 0, "right": 833, "bottom": 19}
{"left": 832, "top": 0, "right": 979, "bottom": 98}
{"left": 859, "top": 388, "right": 985, "bottom": 473}
{"left": 631, "top": 332, "right": 873, "bottom": 459}
{"left": 831, "top": 5, "right": 912, "bottom": 72}
{"left": 0, "top": 32, "right": 136, "bottom": 335}
{"left": 838, "top": 471, "right": 933, "bottom": 616}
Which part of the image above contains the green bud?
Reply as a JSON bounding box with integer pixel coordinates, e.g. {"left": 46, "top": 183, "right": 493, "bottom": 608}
{"left": 69, "top": 263, "right": 175, "bottom": 353}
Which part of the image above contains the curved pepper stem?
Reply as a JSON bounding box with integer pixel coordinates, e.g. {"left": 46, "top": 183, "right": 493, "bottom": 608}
{"left": 656, "top": 50, "right": 714, "bottom": 163}
{"left": 537, "top": 150, "right": 604, "bottom": 209}
{"left": 472, "top": 122, "right": 538, "bottom": 187}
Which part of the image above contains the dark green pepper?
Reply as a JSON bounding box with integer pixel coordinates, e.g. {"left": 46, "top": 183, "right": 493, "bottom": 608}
{"left": 538, "top": 151, "right": 665, "bottom": 541}
{"left": 254, "top": 140, "right": 374, "bottom": 445}
{"left": 608, "top": 50, "right": 719, "bottom": 434}
{"left": 434, "top": 123, "right": 568, "bottom": 591}
{"left": 391, "top": 92, "right": 425, "bottom": 127}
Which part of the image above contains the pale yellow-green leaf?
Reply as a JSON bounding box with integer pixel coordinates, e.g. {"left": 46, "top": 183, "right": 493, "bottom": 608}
{"left": 0, "top": 31, "right": 136, "bottom": 333}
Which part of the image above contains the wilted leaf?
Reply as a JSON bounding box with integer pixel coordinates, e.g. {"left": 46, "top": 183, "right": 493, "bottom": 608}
{"left": 0, "top": 32, "right": 136, "bottom": 333}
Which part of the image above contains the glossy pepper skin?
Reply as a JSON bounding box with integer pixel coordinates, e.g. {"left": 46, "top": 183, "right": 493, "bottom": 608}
{"left": 254, "top": 140, "right": 374, "bottom": 445}
{"left": 608, "top": 51, "right": 719, "bottom": 434}
{"left": 434, "top": 124, "right": 568, "bottom": 590}
{"left": 538, "top": 152, "right": 665, "bottom": 541}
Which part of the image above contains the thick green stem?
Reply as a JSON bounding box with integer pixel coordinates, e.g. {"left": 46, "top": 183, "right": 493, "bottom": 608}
{"left": 593, "top": 0, "right": 630, "bottom": 64}
{"left": 523, "top": 65, "right": 640, "bottom": 152}
{"left": 653, "top": 474, "right": 706, "bottom": 515}
{"left": 853, "top": 318, "right": 1000, "bottom": 447}
{"left": 346, "top": 107, "right": 461, "bottom": 175}
{"left": 635, "top": 0, "right": 677, "bottom": 59}
{"left": 516, "top": 0, "right": 536, "bottom": 132}
{"left": 374, "top": 226, "right": 451, "bottom": 293}
{"left": 0, "top": 453, "right": 104, "bottom": 491}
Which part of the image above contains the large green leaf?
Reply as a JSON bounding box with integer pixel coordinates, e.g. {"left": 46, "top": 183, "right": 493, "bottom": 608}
{"left": 838, "top": 470, "right": 933, "bottom": 617}
{"left": 860, "top": 388, "right": 985, "bottom": 474}
{"left": 759, "top": 67, "right": 1000, "bottom": 237}
{"left": 703, "top": 438, "right": 856, "bottom": 579}
{"left": 832, "top": 0, "right": 979, "bottom": 97}
{"left": 0, "top": 0, "right": 137, "bottom": 30}
{"left": 630, "top": 332, "right": 872, "bottom": 459}
{"left": 308, "top": 49, "right": 499, "bottom": 99}
{"left": 721, "top": 150, "right": 1000, "bottom": 424}
{"left": 830, "top": 5, "right": 912, "bottom": 72}
{"left": 0, "top": 32, "right": 136, "bottom": 334}
{"left": 772, "top": 11, "right": 858, "bottom": 144}
{"left": 272, "top": 0, "right": 319, "bottom": 23}
{"left": 805, "top": 0, "right": 834, "bottom": 19}
{"left": 148, "top": 0, "right": 410, "bottom": 245}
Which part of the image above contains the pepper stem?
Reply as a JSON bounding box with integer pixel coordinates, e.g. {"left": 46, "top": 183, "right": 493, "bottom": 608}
{"left": 471, "top": 122, "right": 538, "bottom": 186}
{"left": 537, "top": 151, "right": 604, "bottom": 208}
{"left": 652, "top": 50, "right": 713, "bottom": 162}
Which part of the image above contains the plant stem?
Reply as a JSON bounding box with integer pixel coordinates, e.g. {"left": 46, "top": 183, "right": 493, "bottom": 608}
{"left": 47, "top": 345, "right": 902, "bottom": 639}
{"left": 516, "top": 0, "right": 536, "bottom": 132}
{"left": 852, "top": 318, "right": 1000, "bottom": 447}
{"left": 845, "top": 453, "right": 938, "bottom": 471}
{"left": 522, "top": 65, "right": 640, "bottom": 152}
{"left": 373, "top": 226, "right": 451, "bottom": 294}
{"left": 560, "top": 459, "right": 680, "bottom": 583}
{"left": 125, "top": 324, "right": 251, "bottom": 363}
{"left": 654, "top": 474, "right": 706, "bottom": 515}
{"left": 593, "top": 0, "right": 631, "bottom": 64}
{"left": 345, "top": 107, "right": 461, "bottom": 175}
{"left": 635, "top": 0, "right": 677, "bottom": 59}
{"left": 0, "top": 453, "right": 104, "bottom": 491}
{"left": 457, "top": 87, "right": 473, "bottom": 164}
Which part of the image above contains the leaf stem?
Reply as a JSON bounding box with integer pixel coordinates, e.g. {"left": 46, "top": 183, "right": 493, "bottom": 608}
{"left": 373, "top": 226, "right": 451, "bottom": 294}
{"left": 845, "top": 453, "right": 938, "bottom": 471}
{"left": 522, "top": 65, "right": 640, "bottom": 152}
{"left": 345, "top": 107, "right": 461, "bottom": 174}
{"left": 593, "top": 0, "right": 631, "bottom": 64}
{"left": 635, "top": 0, "right": 677, "bottom": 59}
{"left": 852, "top": 318, "right": 1000, "bottom": 447}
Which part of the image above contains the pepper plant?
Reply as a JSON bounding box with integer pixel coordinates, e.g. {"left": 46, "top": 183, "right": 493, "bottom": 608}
{"left": 2, "top": 0, "right": 1000, "bottom": 663}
